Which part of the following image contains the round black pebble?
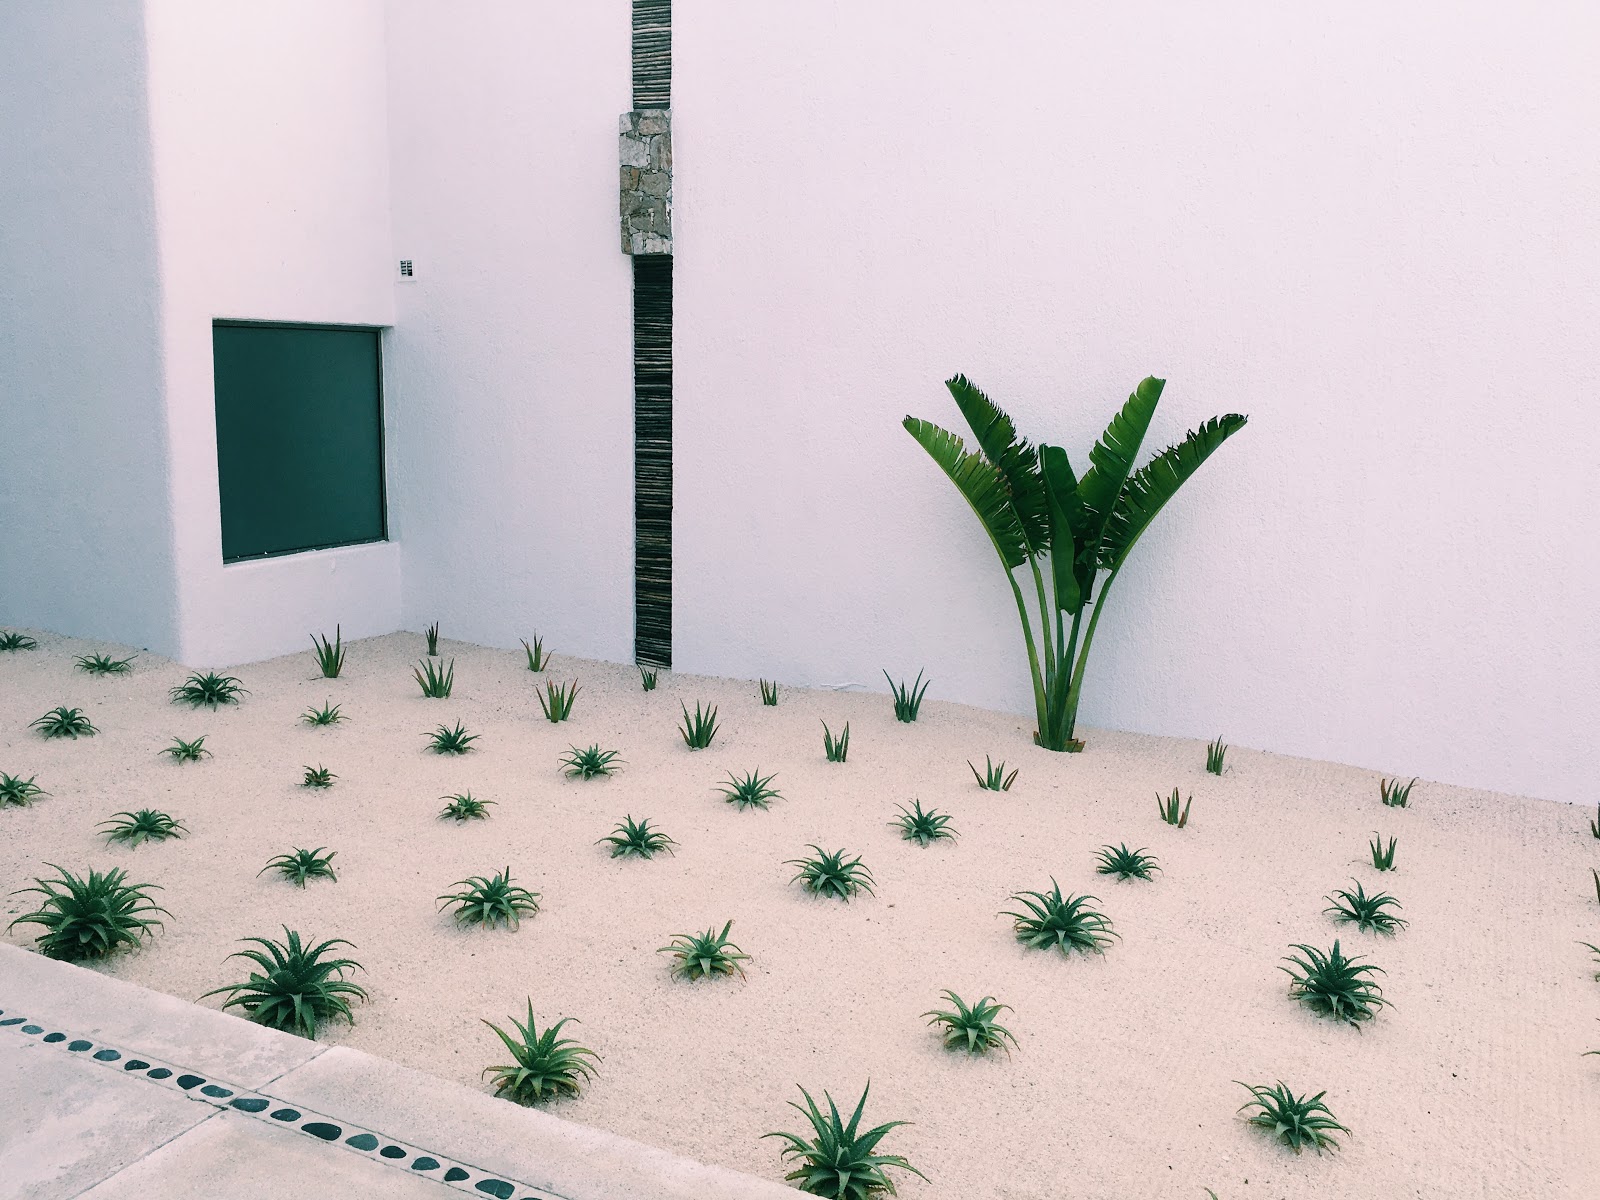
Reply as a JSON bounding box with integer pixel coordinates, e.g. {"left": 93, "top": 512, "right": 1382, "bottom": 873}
{"left": 94, "top": 1049, "right": 121, "bottom": 1062}
{"left": 444, "top": 1168, "right": 470, "bottom": 1183}
{"left": 269, "top": 1108, "right": 301, "bottom": 1122}
{"left": 302, "top": 1122, "right": 341, "bottom": 1141}
{"left": 200, "top": 1085, "right": 233, "bottom": 1099}
{"left": 67, "top": 1039, "right": 92, "bottom": 1052}
{"left": 230, "top": 1098, "right": 270, "bottom": 1113}
{"left": 176, "top": 1075, "right": 204, "bottom": 1090}
{"left": 379, "top": 1145, "right": 407, "bottom": 1160}
{"left": 475, "top": 1181, "right": 515, "bottom": 1199}
{"left": 345, "top": 1133, "right": 380, "bottom": 1151}
{"left": 43, "top": 1032, "right": 65, "bottom": 1043}
{"left": 21, "top": 1025, "right": 43, "bottom": 1034}
{"left": 147, "top": 1068, "right": 173, "bottom": 1080}
{"left": 0, "top": 1017, "right": 25, "bottom": 1026}
{"left": 125, "top": 1060, "right": 149, "bottom": 1072}
{"left": 410, "top": 1157, "right": 440, "bottom": 1172}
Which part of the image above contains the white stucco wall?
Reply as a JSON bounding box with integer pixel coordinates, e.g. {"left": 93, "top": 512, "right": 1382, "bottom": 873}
{"left": 382, "top": 0, "right": 634, "bottom": 661}
{"left": 671, "top": 1, "right": 1600, "bottom": 804}
{"left": 143, "top": 0, "right": 400, "bottom": 666}
{"left": 0, "top": 0, "right": 179, "bottom": 654}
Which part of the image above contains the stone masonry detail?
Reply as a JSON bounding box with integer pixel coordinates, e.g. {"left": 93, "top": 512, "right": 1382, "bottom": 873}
{"left": 620, "top": 109, "right": 671, "bottom": 255}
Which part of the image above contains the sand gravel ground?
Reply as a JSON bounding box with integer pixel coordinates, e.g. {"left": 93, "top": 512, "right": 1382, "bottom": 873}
{"left": 2, "top": 628, "right": 1598, "bottom": 1199}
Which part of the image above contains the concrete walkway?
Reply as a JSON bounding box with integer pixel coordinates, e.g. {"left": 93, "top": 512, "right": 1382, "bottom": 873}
{"left": 0, "top": 945, "right": 793, "bottom": 1200}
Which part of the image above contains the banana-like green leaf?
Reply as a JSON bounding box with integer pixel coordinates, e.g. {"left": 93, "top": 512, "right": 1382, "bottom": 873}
{"left": 1039, "top": 444, "right": 1086, "bottom": 613}
{"left": 945, "top": 374, "right": 1050, "bottom": 556}
{"left": 904, "top": 416, "right": 1029, "bottom": 570}
{"left": 1077, "top": 377, "right": 1166, "bottom": 540}
{"left": 1098, "top": 413, "right": 1248, "bottom": 569}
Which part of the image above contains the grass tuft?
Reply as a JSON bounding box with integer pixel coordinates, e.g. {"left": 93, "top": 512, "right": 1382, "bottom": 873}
{"left": 658, "top": 920, "right": 750, "bottom": 980}
{"left": 787, "top": 845, "right": 875, "bottom": 901}
{"left": 718, "top": 769, "right": 781, "bottom": 811}
{"left": 100, "top": 809, "right": 186, "bottom": 847}
{"left": 482, "top": 1003, "right": 599, "bottom": 1105}
{"left": 170, "top": 671, "right": 246, "bottom": 708}
{"left": 638, "top": 665, "right": 658, "bottom": 690}
{"left": 678, "top": 700, "right": 719, "bottom": 749}
{"left": 1004, "top": 881, "right": 1116, "bottom": 956}
{"left": 922, "top": 990, "right": 1018, "bottom": 1056}
{"left": 202, "top": 928, "right": 367, "bottom": 1038}
{"left": 884, "top": 669, "right": 930, "bottom": 722}
{"left": 560, "top": 744, "right": 622, "bottom": 779}
{"left": 425, "top": 622, "right": 440, "bottom": 656}
{"left": 1380, "top": 776, "right": 1416, "bottom": 808}
{"left": 1206, "top": 735, "right": 1227, "bottom": 775}
{"left": 440, "top": 792, "right": 494, "bottom": 821}
{"left": 1281, "top": 940, "right": 1389, "bottom": 1025}
{"left": 1590, "top": 803, "right": 1599, "bottom": 839}
{"left": 1094, "top": 843, "right": 1160, "bottom": 881}
{"left": 160, "top": 735, "right": 211, "bottom": 763}
{"left": 0, "top": 630, "right": 39, "bottom": 652}
{"left": 310, "top": 626, "right": 344, "bottom": 678}
{"left": 260, "top": 847, "right": 337, "bottom": 887}
{"left": 1324, "top": 880, "right": 1407, "bottom": 935}
{"left": 764, "top": 1083, "right": 926, "bottom": 1199}
{"left": 413, "top": 657, "right": 454, "bottom": 698}
{"left": 75, "top": 652, "right": 136, "bottom": 675}
{"left": 1581, "top": 941, "right": 1600, "bottom": 981}
{"left": 892, "top": 800, "right": 957, "bottom": 847}
{"left": 759, "top": 679, "right": 779, "bottom": 706}
{"left": 969, "top": 756, "right": 1017, "bottom": 791}
{"left": 31, "top": 706, "right": 97, "bottom": 739}
{"left": 598, "top": 814, "right": 675, "bottom": 859}
{"left": 301, "top": 700, "right": 346, "bottom": 726}
{"left": 1236, "top": 1081, "right": 1349, "bottom": 1155}
{"left": 427, "top": 721, "right": 479, "bottom": 755}
{"left": 1157, "top": 788, "right": 1192, "bottom": 828}
{"left": 1368, "top": 833, "right": 1397, "bottom": 871}
{"left": 438, "top": 867, "right": 541, "bottom": 929}
{"left": 8, "top": 864, "right": 166, "bottom": 960}
{"left": 520, "top": 635, "right": 551, "bottom": 671}
{"left": 537, "top": 679, "right": 580, "bottom": 722}
{"left": 301, "top": 765, "right": 336, "bottom": 789}
{"left": 822, "top": 720, "right": 850, "bottom": 763}
{"left": 1, "top": 773, "right": 49, "bottom": 808}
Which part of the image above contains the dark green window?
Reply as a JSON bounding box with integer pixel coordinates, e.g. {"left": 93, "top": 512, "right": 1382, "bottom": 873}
{"left": 212, "top": 321, "right": 386, "bottom": 563}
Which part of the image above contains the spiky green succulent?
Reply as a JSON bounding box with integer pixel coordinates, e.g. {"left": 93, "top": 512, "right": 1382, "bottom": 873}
{"left": 0, "top": 772, "right": 48, "bottom": 809}
{"left": 75, "top": 652, "right": 136, "bottom": 675}
{"left": 1281, "top": 940, "right": 1389, "bottom": 1025}
{"left": 537, "top": 679, "right": 580, "bottom": 722}
{"left": 892, "top": 800, "right": 956, "bottom": 847}
{"left": 1380, "top": 776, "right": 1415, "bottom": 807}
{"left": 100, "top": 809, "right": 186, "bottom": 847}
{"left": 1323, "top": 880, "right": 1407, "bottom": 935}
{"left": 822, "top": 721, "right": 850, "bottom": 762}
{"left": 969, "top": 756, "right": 1016, "bottom": 791}
{"left": 1003, "top": 881, "right": 1116, "bottom": 956}
{"left": 520, "top": 635, "right": 551, "bottom": 671}
{"left": 413, "top": 657, "right": 454, "bottom": 698}
{"left": 170, "top": 671, "right": 246, "bottom": 708}
{"left": 31, "top": 706, "right": 96, "bottom": 739}
{"left": 1157, "top": 788, "right": 1191, "bottom": 827}
{"left": 260, "top": 847, "right": 338, "bottom": 887}
{"left": 1368, "top": 832, "right": 1397, "bottom": 871}
{"left": 884, "top": 669, "right": 930, "bottom": 722}
{"left": 301, "top": 700, "right": 346, "bottom": 726}
{"left": 440, "top": 792, "right": 494, "bottom": 821}
{"left": 1236, "top": 1080, "right": 1350, "bottom": 1155}
{"left": 764, "top": 1083, "right": 927, "bottom": 1199}
{"left": 8, "top": 864, "right": 167, "bottom": 960}
{"left": 658, "top": 920, "right": 751, "bottom": 981}
{"left": 679, "top": 700, "right": 719, "bottom": 749}
{"left": 922, "top": 990, "right": 1018, "bottom": 1056}
{"left": 160, "top": 735, "right": 211, "bottom": 763}
{"left": 426, "top": 721, "right": 478, "bottom": 754}
{"left": 0, "top": 631, "right": 39, "bottom": 651}
{"left": 311, "top": 627, "right": 344, "bottom": 678}
{"left": 301, "top": 764, "right": 336, "bottom": 789}
{"left": 482, "top": 1003, "right": 599, "bottom": 1105}
{"left": 1093, "top": 843, "right": 1160, "bottom": 881}
{"left": 202, "top": 928, "right": 367, "bottom": 1038}
{"left": 560, "top": 744, "right": 622, "bottom": 779}
{"left": 598, "top": 814, "right": 676, "bottom": 859}
{"left": 438, "top": 867, "right": 541, "bottom": 929}
{"left": 787, "top": 846, "right": 875, "bottom": 901}
{"left": 718, "top": 768, "right": 781, "bottom": 811}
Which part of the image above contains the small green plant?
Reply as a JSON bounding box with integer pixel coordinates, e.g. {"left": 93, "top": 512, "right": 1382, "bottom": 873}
{"left": 679, "top": 700, "right": 719, "bottom": 749}
{"left": 31, "top": 706, "right": 97, "bottom": 739}
{"left": 969, "top": 756, "right": 1017, "bottom": 791}
{"left": 1281, "top": 940, "right": 1389, "bottom": 1025}
{"left": 1003, "top": 881, "right": 1116, "bottom": 956}
{"left": 427, "top": 721, "right": 479, "bottom": 755}
{"left": 440, "top": 792, "right": 494, "bottom": 821}
{"left": 822, "top": 720, "right": 851, "bottom": 763}
{"left": 922, "top": 990, "right": 1018, "bottom": 1056}
{"left": 75, "top": 652, "right": 136, "bottom": 675}
{"left": 1581, "top": 941, "right": 1600, "bottom": 981}
{"left": 482, "top": 1003, "right": 599, "bottom": 1105}
{"left": 8, "top": 865, "right": 166, "bottom": 960}
{"left": 537, "top": 679, "right": 580, "bottom": 722}
{"left": 1592, "top": 868, "right": 1599, "bottom": 906}
{"left": 300, "top": 764, "right": 336, "bottom": 789}
{"left": 1380, "top": 776, "right": 1416, "bottom": 808}
{"left": 160, "top": 735, "right": 211, "bottom": 763}
{"left": 1206, "top": 736, "right": 1227, "bottom": 775}
{"left": 787, "top": 846, "right": 875, "bottom": 901}
{"left": 718, "top": 768, "right": 781, "bottom": 811}
{"left": 892, "top": 800, "right": 957, "bottom": 847}
{"left": 1157, "top": 788, "right": 1192, "bottom": 828}
{"left": 310, "top": 626, "right": 344, "bottom": 678}
{"left": 1368, "top": 833, "right": 1397, "bottom": 871}
{"left": 1094, "top": 843, "right": 1160, "bottom": 881}
{"left": 764, "top": 1082, "right": 926, "bottom": 1199}
{"left": 1235, "top": 1081, "right": 1349, "bottom": 1155}
{"left": 1324, "top": 880, "right": 1407, "bottom": 935}
{"left": 658, "top": 920, "right": 750, "bottom": 980}
{"left": 170, "top": 671, "right": 246, "bottom": 708}
{"left": 0, "top": 630, "right": 39, "bottom": 651}
{"left": 639, "top": 665, "right": 658, "bottom": 690}
{"left": 260, "top": 847, "right": 338, "bottom": 887}
{"left": 560, "top": 744, "right": 622, "bottom": 779}
{"left": 438, "top": 867, "right": 541, "bottom": 929}
{"left": 599, "top": 814, "right": 676, "bottom": 859}
{"left": 1590, "top": 804, "right": 1599, "bottom": 839}
{"left": 100, "top": 809, "right": 186, "bottom": 847}
{"left": 201, "top": 928, "right": 367, "bottom": 1039}
{"left": 425, "top": 622, "right": 440, "bottom": 655}
{"left": 301, "top": 700, "right": 346, "bottom": 726}
{"left": 520, "top": 635, "right": 551, "bottom": 671}
{"left": 0, "top": 773, "right": 48, "bottom": 808}
{"left": 413, "top": 657, "right": 454, "bottom": 698}
{"left": 884, "top": 669, "right": 930, "bottom": 722}
{"left": 760, "top": 679, "right": 779, "bottom": 705}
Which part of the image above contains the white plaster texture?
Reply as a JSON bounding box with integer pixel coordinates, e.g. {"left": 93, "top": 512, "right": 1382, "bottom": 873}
{"left": 670, "top": 1, "right": 1600, "bottom": 804}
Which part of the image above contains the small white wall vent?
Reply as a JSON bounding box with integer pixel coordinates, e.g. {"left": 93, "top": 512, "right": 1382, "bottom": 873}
{"left": 398, "top": 259, "right": 414, "bottom": 278}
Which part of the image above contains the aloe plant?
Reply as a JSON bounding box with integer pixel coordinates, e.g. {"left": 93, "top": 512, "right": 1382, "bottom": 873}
{"left": 905, "top": 375, "right": 1246, "bottom": 750}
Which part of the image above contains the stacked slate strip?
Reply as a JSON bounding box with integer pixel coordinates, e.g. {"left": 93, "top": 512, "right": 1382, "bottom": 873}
{"left": 632, "top": 0, "right": 671, "bottom": 109}
{"left": 634, "top": 255, "right": 673, "bottom": 668}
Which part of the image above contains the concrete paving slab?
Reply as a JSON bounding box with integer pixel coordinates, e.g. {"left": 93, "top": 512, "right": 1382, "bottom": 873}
{"left": 271, "top": 1047, "right": 797, "bottom": 1200}
{"left": 72, "top": 1109, "right": 450, "bottom": 1200}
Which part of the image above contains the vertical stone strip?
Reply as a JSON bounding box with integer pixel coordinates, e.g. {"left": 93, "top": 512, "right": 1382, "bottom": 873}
{"left": 627, "top": 1, "right": 672, "bottom": 669}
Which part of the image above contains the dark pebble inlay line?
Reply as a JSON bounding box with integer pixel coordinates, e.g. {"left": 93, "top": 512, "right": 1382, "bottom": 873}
{"left": 345, "top": 1133, "right": 379, "bottom": 1151}
{"left": 379, "top": 1145, "right": 407, "bottom": 1160}
{"left": 475, "top": 1181, "right": 515, "bottom": 1199}
{"left": 201, "top": 1084, "right": 232, "bottom": 1099}
{"left": 21, "top": 1025, "right": 42, "bottom": 1034}
{"left": 231, "top": 1098, "right": 270, "bottom": 1113}
{"left": 147, "top": 1068, "right": 172, "bottom": 1080}
{"left": 43, "top": 1032, "right": 65, "bottom": 1042}
{"left": 68, "top": 1039, "right": 92, "bottom": 1052}
{"left": 94, "top": 1049, "right": 121, "bottom": 1062}
{"left": 270, "top": 1108, "right": 301, "bottom": 1122}
{"left": 125, "top": 1060, "right": 149, "bottom": 1072}
{"left": 411, "top": 1157, "right": 440, "bottom": 1172}
{"left": 0, "top": 1018, "right": 23, "bottom": 1026}
{"left": 302, "top": 1122, "right": 341, "bottom": 1142}
{"left": 444, "top": 1168, "right": 470, "bottom": 1183}
{"left": 176, "top": 1074, "right": 204, "bottom": 1090}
